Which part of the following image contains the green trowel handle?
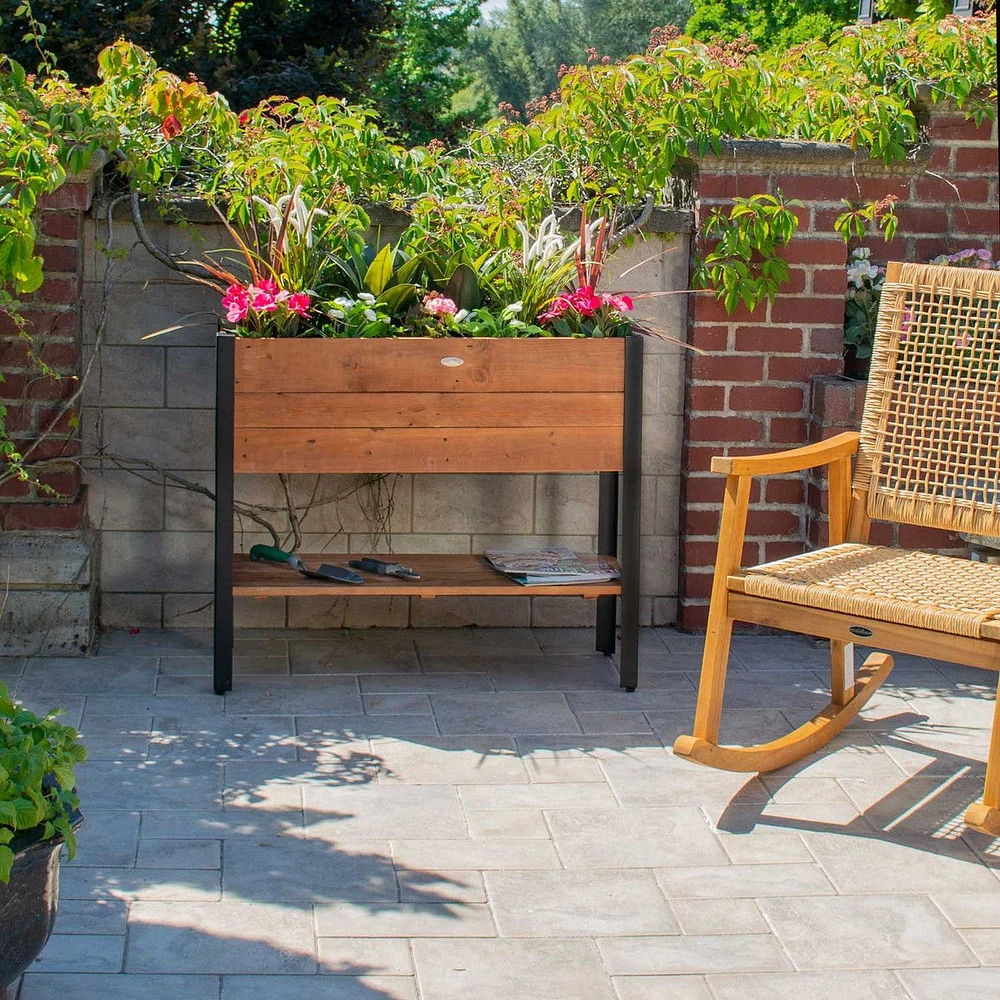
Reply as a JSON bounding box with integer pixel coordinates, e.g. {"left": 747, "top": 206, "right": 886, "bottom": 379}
{"left": 249, "top": 544, "right": 292, "bottom": 564}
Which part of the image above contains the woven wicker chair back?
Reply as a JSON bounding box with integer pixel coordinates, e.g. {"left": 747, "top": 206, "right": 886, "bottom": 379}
{"left": 855, "top": 261, "right": 1000, "bottom": 537}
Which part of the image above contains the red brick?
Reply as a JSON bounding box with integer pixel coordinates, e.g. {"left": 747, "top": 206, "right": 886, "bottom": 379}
{"left": 954, "top": 145, "right": 1000, "bottom": 174}
{"left": 35, "top": 405, "right": 79, "bottom": 435}
{"left": 813, "top": 380, "right": 853, "bottom": 423}
{"left": 684, "top": 476, "right": 726, "bottom": 504}
{"left": 0, "top": 339, "right": 30, "bottom": 368}
{"left": 37, "top": 244, "right": 78, "bottom": 273}
{"left": 768, "top": 296, "right": 844, "bottom": 325}
{"left": 36, "top": 183, "right": 92, "bottom": 211}
{"left": 953, "top": 208, "right": 1000, "bottom": 237}
{"left": 678, "top": 603, "right": 709, "bottom": 630}
{"left": 729, "top": 385, "right": 803, "bottom": 413}
{"left": 27, "top": 438, "right": 80, "bottom": 461}
{"left": 690, "top": 325, "right": 729, "bottom": 352}
{"left": 37, "top": 468, "right": 81, "bottom": 497}
{"left": 913, "top": 176, "right": 989, "bottom": 203}
{"left": 768, "top": 356, "right": 841, "bottom": 382}
{"left": 764, "top": 540, "right": 805, "bottom": 562}
{"left": 0, "top": 374, "right": 26, "bottom": 400}
{"left": 854, "top": 175, "right": 910, "bottom": 203}
{"left": 39, "top": 342, "right": 79, "bottom": 370}
{"left": 770, "top": 417, "right": 809, "bottom": 444}
{"left": 692, "top": 294, "right": 763, "bottom": 324}
{"left": 734, "top": 326, "right": 803, "bottom": 353}
{"left": 928, "top": 115, "right": 994, "bottom": 141}
{"left": 784, "top": 240, "right": 848, "bottom": 266}
{"left": 914, "top": 238, "right": 951, "bottom": 262}
{"left": 682, "top": 570, "right": 715, "bottom": 599}
{"left": 688, "top": 385, "right": 726, "bottom": 411}
{"left": 777, "top": 175, "right": 858, "bottom": 202}
{"left": 683, "top": 509, "right": 722, "bottom": 536}
{"left": 691, "top": 356, "right": 764, "bottom": 381}
{"left": 868, "top": 521, "right": 895, "bottom": 546}
{"left": 925, "top": 145, "right": 953, "bottom": 172}
{"left": 809, "top": 327, "right": 845, "bottom": 354}
{"left": 28, "top": 277, "right": 79, "bottom": 306}
{"left": 745, "top": 509, "right": 800, "bottom": 536}
{"left": 688, "top": 416, "right": 764, "bottom": 443}
{"left": 902, "top": 208, "right": 950, "bottom": 233}
{"left": 0, "top": 478, "right": 31, "bottom": 499}
{"left": 696, "top": 173, "right": 769, "bottom": 200}
{"left": 812, "top": 268, "right": 847, "bottom": 295}
{"left": 0, "top": 499, "right": 84, "bottom": 530}
{"left": 39, "top": 211, "right": 81, "bottom": 240}
{"left": 897, "top": 523, "right": 960, "bottom": 550}
{"left": 26, "top": 374, "right": 76, "bottom": 402}
{"left": 766, "top": 478, "right": 805, "bottom": 504}
{"left": 682, "top": 446, "right": 720, "bottom": 473}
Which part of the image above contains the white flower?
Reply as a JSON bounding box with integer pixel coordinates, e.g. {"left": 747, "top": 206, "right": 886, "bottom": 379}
{"left": 252, "top": 184, "right": 328, "bottom": 247}
{"left": 503, "top": 301, "right": 523, "bottom": 314}
{"left": 454, "top": 309, "right": 469, "bottom": 323}
{"left": 516, "top": 214, "right": 566, "bottom": 267}
{"left": 333, "top": 296, "right": 356, "bottom": 309}
{"left": 509, "top": 319, "right": 526, "bottom": 329}
{"left": 358, "top": 292, "right": 377, "bottom": 305}
{"left": 364, "top": 309, "right": 377, "bottom": 322}
{"left": 846, "top": 260, "right": 879, "bottom": 286}
{"left": 327, "top": 308, "right": 345, "bottom": 320}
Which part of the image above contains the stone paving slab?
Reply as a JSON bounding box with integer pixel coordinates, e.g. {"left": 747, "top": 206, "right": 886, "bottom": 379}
{"left": 12, "top": 626, "right": 1000, "bottom": 1000}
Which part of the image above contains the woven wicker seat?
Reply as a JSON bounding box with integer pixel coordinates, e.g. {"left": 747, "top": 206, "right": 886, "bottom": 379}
{"left": 741, "top": 544, "right": 1000, "bottom": 639}
{"left": 674, "top": 262, "right": 1000, "bottom": 838}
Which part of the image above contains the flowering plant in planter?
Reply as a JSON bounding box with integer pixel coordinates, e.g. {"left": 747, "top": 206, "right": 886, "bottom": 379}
{"left": 843, "top": 247, "right": 886, "bottom": 375}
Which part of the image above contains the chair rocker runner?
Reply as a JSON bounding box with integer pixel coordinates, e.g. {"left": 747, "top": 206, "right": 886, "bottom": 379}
{"left": 674, "top": 261, "right": 1000, "bottom": 836}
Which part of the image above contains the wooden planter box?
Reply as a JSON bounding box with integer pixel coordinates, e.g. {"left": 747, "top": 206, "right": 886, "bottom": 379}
{"left": 214, "top": 335, "right": 643, "bottom": 693}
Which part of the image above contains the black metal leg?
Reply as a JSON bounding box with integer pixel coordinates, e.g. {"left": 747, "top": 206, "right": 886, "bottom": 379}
{"left": 596, "top": 471, "right": 619, "bottom": 655}
{"left": 619, "top": 334, "right": 643, "bottom": 690}
{"left": 214, "top": 333, "right": 235, "bottom": 695}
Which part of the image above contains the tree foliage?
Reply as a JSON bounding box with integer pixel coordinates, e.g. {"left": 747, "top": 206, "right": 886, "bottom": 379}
{"left": 468, "top": 0, "right": 695, "bottom": 115}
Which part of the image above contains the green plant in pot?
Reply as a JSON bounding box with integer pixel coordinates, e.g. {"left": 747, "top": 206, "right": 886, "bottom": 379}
{"left": 0, "top": 682, "right": 87, "bottom": 995}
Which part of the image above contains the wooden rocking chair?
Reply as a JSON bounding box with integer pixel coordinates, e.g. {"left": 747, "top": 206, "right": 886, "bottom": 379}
{"left": 674, "top": 261, "right": 1000, "bottom": 836}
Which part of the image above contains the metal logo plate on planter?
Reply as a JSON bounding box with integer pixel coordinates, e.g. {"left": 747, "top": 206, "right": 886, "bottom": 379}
{"left": 440, "top": 356, "right": 464, "bottom": 367}
{"left": 848, "top": 625, "right": 874, "bottom": 638}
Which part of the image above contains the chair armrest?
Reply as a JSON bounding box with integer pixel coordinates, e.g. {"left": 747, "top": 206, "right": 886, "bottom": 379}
{"left": 710, "top": 432, "right": 860, "bottom": 477}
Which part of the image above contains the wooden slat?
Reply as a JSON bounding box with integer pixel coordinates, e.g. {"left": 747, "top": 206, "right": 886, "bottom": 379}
{"left": 233, "top": 552, "right": 622, "bottom": 598}
{"left": 234, "top": 338, "right": 625, "bottom": 394}
{"left": 235, "top": 392, "right": 624, "bottom": 429}
{"left": 727, "top": 591, "right": 1000, "bottom": 671}
{"left": 234, "top": 426, "right": 624, "bottom": 474}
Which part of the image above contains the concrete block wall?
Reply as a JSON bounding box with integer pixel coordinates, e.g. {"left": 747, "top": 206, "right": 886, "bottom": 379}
{"left": 678, "top": 102, "right": 999, "bottom": 628}
{"left": 80, "top": 207, "right": 693, "bottom": 630}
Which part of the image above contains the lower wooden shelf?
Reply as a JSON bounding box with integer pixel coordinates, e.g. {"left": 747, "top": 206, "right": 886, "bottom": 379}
{"left": 232, "top": 552, "right": 622, "bottom": 599}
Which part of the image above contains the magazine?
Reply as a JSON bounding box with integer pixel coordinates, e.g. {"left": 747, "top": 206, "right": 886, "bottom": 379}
{"left": 484, "top": 546, "right": 620, "bottom": 586}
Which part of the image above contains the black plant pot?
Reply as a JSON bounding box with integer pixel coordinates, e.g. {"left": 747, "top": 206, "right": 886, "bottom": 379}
{"left": 0, "top": 813, "right": 82, "bottom": 997}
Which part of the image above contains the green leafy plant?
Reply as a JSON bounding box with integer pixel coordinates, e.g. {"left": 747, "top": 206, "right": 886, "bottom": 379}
{"left": 693, "top": 193, "right": 802, "bottom": 312}
{"left": 0, "top": 681, "right": 87, "bottom": 883}
{"left": 843, "top": 246, "right": 885, "bottom": 364}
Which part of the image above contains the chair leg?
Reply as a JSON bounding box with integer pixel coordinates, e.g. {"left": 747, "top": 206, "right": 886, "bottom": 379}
{"left": 830, "top": 640, "right": 856, "bottom": 706}
{"left": 689, "top": 604, "right": 736, "bottom": 743}
{"left": 965, "top": 670, "right": 1000, "bottom": 836}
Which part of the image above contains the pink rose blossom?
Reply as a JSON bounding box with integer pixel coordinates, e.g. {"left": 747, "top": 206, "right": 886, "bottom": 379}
{"left": 287, "top": 292, "right": 311, "bottom": 317}
{"left": 422, "top": 293, "right": 458, "bottom": 317}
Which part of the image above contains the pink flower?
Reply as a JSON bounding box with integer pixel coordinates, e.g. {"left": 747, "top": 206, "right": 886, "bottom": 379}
{"left": 569, "top": 285, "right": 602, "bottom": 316}
{"left": 422, "top": 293, "right": 458, "bottom": 317}
{"left": 539, "top": 295, "right": 572, "bottom": 323}
{"left": 249, "top": 284, "right": 278, "bottom": 312}
{"left": 602, "top": 293, "right": 633, "bottom": 312}
{"left": 161, "top": 114, "right": 182, "bottom": 140}
{"left": 257, "top": 278, "right": 280, "bottom": 296}
{"left": 221, "top": 283, "right": 250, "bottom": 323}
{"left": 286, "top": 292, "right": 311, "bottom": 317}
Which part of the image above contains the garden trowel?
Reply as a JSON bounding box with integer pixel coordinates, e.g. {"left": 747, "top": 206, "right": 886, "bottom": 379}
{"left": 249, "top": 545, "right": 364, "bottom": 584}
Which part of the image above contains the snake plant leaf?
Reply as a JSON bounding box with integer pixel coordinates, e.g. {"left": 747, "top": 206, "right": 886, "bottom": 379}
{"left": 444, "top": 263, "right": 481, "bottom": 312}
{"left": 365, "top": 244, "right": 394, "bottom": 297}
{"left": 377, "top": 283, "right": 419, "bottom": 316}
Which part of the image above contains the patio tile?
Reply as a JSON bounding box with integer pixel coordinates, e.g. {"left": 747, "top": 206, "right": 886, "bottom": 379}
{"left": 224, "top": 676, "right": 363, "bottom": 716}
{"left": 456, "top": 781, "right": 617, "bottom": 810}
{"left": 575, "top": 711, "right": 653, "bottom": 734}
{"left": 960, "top": 927, "right": 1000, "bottom": 964}
{"left": 431, "top": 692, "right": 581, "bottom": 734}
{"left": 78, "top": 734, "right": 150, "bottom": 760}
{"left": 317, "top": 938, "right": 414, "bottom": 976}
{"left": 611, "top": 976, "right": 713, "bottom": 1000}
{"left": 669, "top": 898, "right": 769, "bottom": 936}
{"left": 303, "top": 784, "right": 467, "bottom": 839}
{"left": 225, "top": 757, "right": 380, "bottom": 812}
{"left": 465, "top": 807, "right": 550, "bottom": 839}
{"left": 486, "top": 869, "right": 679, "bottom": 937}
{"left": 488, "top": 655, "right": 621, "bottom": 691}
{"left": 598, "top": 934, "right": 792, "bottom": 975}
{"left": 757, "top": 895, "right": 978, "bottom": 969}
{"left": 546, "top": 807, "right": 728, "bottom": 869}
{"left": 801, "top": 830, "right": 999, "bottom": 894}
{"left": 397, "top": 868, "right": 486, "bottom": 904}
{"left": 148, "top": 716, "right": 300, "bottom": 761}
{"left": 296, "top": 714, "right": 441, "bottom": 741}
{"left": 127, "top": 900, "right": 317, "bottom": 973}
{"left": 521, "top": 751, "right": 605, "bottom": 782}
{"left": 897, "top": 968, "right": 1000, "bottom": 999}
{"left": 371, "top": 736, "right": 529, "bottom": 784}
{"left": 31, "top": 933, "right": 125, "bottom": 973}
{"left": 98, "top": 629, "right": 213, "bottom": 655}
{"left": 222, "top": 975, "right": 418, "bottom": 999}
{"left": 390, "top": 837, "right": 562, "bottom": 870}
{"left": 21, "top": 655, "right": 159, "bottom": 694}
{"left": 223, "top": 838, "right": 397, "bottom": 903}
{"left": 79, "top": 713, "right": 153, "bottom": 734}
{"left": 140, "top": 807, "right": 303, "bottom": 840}
{"left": 411, "top": 939, "right": 616, "bottom": 1000}
{"left": 76, "top": 759, "right": 223, "bottom": 810}
{"left": 12, "top": 692, "right": 85, "bottom": 727}
{"left": 54, "top": 898, "right": 128, "bottom": 935}
{"left": 706, "top": 971, "right": 910, "bottom": 1000}
{"left": 362, "top": 692, "right": 433, "bottom": 715}
{"left": 358, "top": 673, "right": 494, "bottom": 693}
{"left": 83, "top": 693, "right": 224, "bottom": 718}
{"left": 314, "top": 901, "right": 495, "bottom": 937}
{"left": 60, "top": 866, "right": 221, "bottom": 901}
{"left": 654, "top": 864, "right": 836, "bottom": 899}
{"left": 19, "top": 974, "right": 220, "bottom": 1000}
{"left": 566, "top": 688, "right": 696, "bottom": 713}
{"left": 66, "top": 809, "right": 140, "bottom": 867}
{"left": 289, "top": 635, "right": 419, "bottom": 673}
{"left": 932, "top": 891, "right": 1000, "bottom": 927}
{"left": 414, "top": 627, "right": 542, "bottom": 656}
{"left": 136, "top": 838, "right": 221, "bottom": 869}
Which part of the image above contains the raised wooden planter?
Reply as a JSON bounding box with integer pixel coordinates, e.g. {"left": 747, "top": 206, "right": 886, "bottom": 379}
{"left": 214, "top": 335, "right": 643, "bottom": 692}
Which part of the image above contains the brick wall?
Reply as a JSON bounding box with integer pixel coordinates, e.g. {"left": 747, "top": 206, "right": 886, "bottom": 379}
{"left": 678, "top": 103, "right": 999, "bottom": 629}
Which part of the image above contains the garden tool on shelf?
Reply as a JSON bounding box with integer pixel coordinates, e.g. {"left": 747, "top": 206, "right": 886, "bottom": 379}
{"left": 348, "top": 557, "right": 421, "bottom": 580}
{"left": 249, "top": 545, "right": 364, "bottom": 584}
